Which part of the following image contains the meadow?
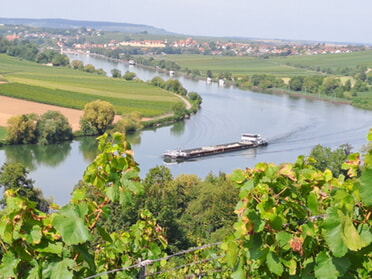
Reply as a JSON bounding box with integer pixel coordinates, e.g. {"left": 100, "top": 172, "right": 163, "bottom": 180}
{"left": 0, "top": 127, "right": 6, "bottom": 140}
{"left": 162, "top": 49, "right": 372, "bottom": 77}
{"left": 0, "top": 54, "right": 180, "bottom": 116}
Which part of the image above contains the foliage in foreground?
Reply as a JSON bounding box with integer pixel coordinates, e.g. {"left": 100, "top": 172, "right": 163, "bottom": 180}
{"left": 0, "top": 133, "right": 167, "bottom": 278}
{"left": 0, "top": 130, "right": 371, "bottom": 278}
{"left": 224, "top": 131, "right": 372, "bottom": 278}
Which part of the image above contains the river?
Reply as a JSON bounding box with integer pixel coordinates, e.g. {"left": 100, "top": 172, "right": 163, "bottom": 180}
{"left": 1, "top": 53, "right": 371, "bottom": 205}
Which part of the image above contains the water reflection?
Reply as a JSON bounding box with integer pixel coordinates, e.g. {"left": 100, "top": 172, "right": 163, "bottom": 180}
{"left": 125, "top": 131, "right": 141, "bottom": 146}
{"left": 77, "top": 136, "right": 99, "bottom": 162}
{"left": 3, "top": 141, "right": 72, "bottom": 170}
{"left": 170, "top": 120, "right": 185, "bottom": 136}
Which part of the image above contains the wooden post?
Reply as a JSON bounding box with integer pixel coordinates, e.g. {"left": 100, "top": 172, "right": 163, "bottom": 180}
{"left": 138, "top": 258, "right": 146, "bottom": 279}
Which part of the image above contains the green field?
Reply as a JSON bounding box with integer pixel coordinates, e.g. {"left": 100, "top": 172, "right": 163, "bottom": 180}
{"left": 0, "top": 54, "right": 180, "bottom": 116}
{"left": 161, "top": 55, "right": 311, "bottom": 76}
{"left": 0, "top": 127, "right": 6, "bottom": 140}
{"left": 160, "top": 50, "right": 372, "bottom": 77}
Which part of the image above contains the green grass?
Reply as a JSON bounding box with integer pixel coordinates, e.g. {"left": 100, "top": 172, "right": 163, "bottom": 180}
{"left": 159, "top": 50, "right": 372, "bottom": 77}
{"left": 0, "top": 127, "right": 6, "bottom": 140}
{"left": 0, "top": 54, "right": 180, "bottom": 116}
{"left": 271, "top": 50, "right": 372, "bottom": 71}
{"left": 160, "top": 55, "right": 318, "bottom": 76}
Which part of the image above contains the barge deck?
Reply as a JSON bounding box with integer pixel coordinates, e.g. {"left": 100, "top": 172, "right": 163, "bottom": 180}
{"left": 163, "top": 133, "right": 268, "bottom": 161}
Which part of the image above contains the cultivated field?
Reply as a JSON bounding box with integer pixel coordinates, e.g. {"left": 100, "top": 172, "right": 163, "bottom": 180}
{"left": 0, "top": 54, "right": 180, "bottom": 117}
{"left": 161, "top": 49, "right": 372, "bottom": 77}
{"left": 0, "top": 95, "right": 87, "bottom": 131}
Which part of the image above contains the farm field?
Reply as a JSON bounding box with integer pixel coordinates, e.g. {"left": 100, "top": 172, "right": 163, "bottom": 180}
{"left": 0, "top": 126, "right": 5, "bottom": 139}
{"left": 0, "top": 54, "right": 180, "bottom": 117}
{"left": 162, "top": 55, "right": 312, "bottom": 76}
{"left": 161, "top": 49, "right": 372, "bottom": 77}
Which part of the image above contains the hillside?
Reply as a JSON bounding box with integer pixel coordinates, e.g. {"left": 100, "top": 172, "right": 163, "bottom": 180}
{"left": 0, "top": 17, "right": 174, "bottom": 35}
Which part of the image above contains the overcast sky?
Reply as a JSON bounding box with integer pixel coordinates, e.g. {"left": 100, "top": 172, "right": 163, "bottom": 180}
{"left": 1, "top": 0, "right": 371, "bottom": 44}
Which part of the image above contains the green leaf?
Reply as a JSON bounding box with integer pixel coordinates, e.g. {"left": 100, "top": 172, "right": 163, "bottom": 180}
{"left": 52, "top": 204, "right": 92, "bottom": 245}
{"left": 29, "top": 225, "right": 42, "bottom": 244}
{"left": 35, "top": 241, "right": 63, "bottom": 254}
{"left": 0, "top": 252, "right": 20, "bottom": 278}
{"left": 342, "top": 217, "right": 366, "bottom": 251}
{"left": 332, "top": 256, "right": 351, "bottom": 278}
{"left": 231, "top": 258, "right": 246, "bottom": 279}
{"left": 230, "top": 169, "right": 246, "bottom": 185}
{"left": 270, "top": 215, "right": 283, "bottom": 231}
{"left": 360, "top": 223, "right": 372, "bottom": 245}
{"left": 323, "top": 207, "right": 348, "bottom": 257}
{"left": 276, "top": 231, "right": 291, "bottom": 250}
{"left": 50, "top": 259, "right": 75, "bottom": 279}
{"left": 27, "top": 260, "right": 41, "bottom": 279}
{"left": 106, "top": 183, "right": 119, "bottom": 202}
{"left": 240, "top": 179, "right": 254, "bottom": 192}
{"left": 121, "top": 178, "right": 143, "bottom": 195}
{"left": 70, "top": 187, "right": 86, "bottom": 203}
{"left": 288, "top": 259, "right": 297, "bottom": 276}
{"left": 307, "top": 192, "right": 319, "bottom": 215}
{"left": 0, "top": 215, "right": 13, "bottom": 243}
{"left": 314, "top": 251, "right": 338, "bottom": 279}
{"left": 266, "top": 251, "right": 283, "bottom": 276}
{"left": 360, "top": 168, "right": 372, "bottom": 206}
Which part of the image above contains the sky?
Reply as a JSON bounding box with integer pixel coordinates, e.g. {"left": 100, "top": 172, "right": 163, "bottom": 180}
{"left": 1, "top": 0, "right": 371, "bottom": 44}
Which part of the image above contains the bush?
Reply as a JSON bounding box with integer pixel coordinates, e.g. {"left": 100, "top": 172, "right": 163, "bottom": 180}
{"left": 80, "top": 100, "right": 115, "bottom": 136}
{"left": 36, "top": 111, "right": 73, "bottom": 145}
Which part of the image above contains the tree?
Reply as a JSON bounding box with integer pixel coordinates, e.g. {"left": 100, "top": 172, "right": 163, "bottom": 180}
{"left": 180, "top": 173, "right": 238, "bottom": 243}
{"left": 309, "top": 144, "right": 352, "bottom": 177}
{"left": 51, "top": 53, "right": 69, "bottom": 66}
{"left": 36, "top": 49, "right": 58, "bottom": 64}
{"left": 322, "top": 77, "right": 341, "bottom": 95}
{"left": 289, "top": 76, "right": 304, "bottom": 91}
{"left": 95, "top": 68, "right": 106, "bottom": 76}
{"left": 6, "top": 113, "right": 38, "bottom": 144}
{"left": 111, "top": 68, "right": 122, "bottom": 78}
{"left": 71, "top": 59, "right": 84, "bottom": 70}
{"left": 83, "top": 63, "right": 96, "bottom": 73}
{"left": 188, "top": 92, "right": 202, "bottom": 106}
{"left": 0, "top": 162, "right": 50, "bottom": 212}
{"left": 163, "top": 79, "right": 184, "bottom": 94}
{"left": 141, "top": 166, "right": 192, "bottom": 251}
{"left": 36, "top": 111, "right": 73, "bottom": 145}
{"left": 344, "top": 79, "right": 352, "bottom": 91}
{"left": 123, "top": 71, "right": 136, "bottom": 80}
{"left": 172, "top": 101, "right": 187, "bottom": 120}
{"left": 150, "top": 76, "right": 165, "bottom": 87}
{"left": 112, "top": 112, "right": 143, "bottom": 134}
{"left": 80, "top": 100, "right": 115, "bottom": 135}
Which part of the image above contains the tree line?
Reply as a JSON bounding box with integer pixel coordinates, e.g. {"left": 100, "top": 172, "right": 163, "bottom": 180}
{"left": 3, "top": 86, "right": 201, "bottom": 146}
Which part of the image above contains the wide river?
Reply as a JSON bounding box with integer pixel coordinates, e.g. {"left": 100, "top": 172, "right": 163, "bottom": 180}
{"left": 1, "top": 53, "right": 371, "bottom": 205}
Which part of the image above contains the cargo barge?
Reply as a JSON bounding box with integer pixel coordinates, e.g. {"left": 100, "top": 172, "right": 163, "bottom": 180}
{"left": 163, "top": 134, "right": 268, "bottom": 161}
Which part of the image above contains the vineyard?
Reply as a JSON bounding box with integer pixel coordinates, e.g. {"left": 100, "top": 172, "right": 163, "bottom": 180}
{"left": 0, "top": 131, "right": 371, "bottom": 278}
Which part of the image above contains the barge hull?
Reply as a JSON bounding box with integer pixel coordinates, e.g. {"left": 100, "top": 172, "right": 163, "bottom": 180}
{"left": 163, "top": 141, "right": 267, "bottom": 160}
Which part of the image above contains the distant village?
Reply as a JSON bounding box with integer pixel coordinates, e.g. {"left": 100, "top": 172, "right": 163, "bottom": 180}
{"left": 1, "top": 24, "right": 369, "bottom": 57}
